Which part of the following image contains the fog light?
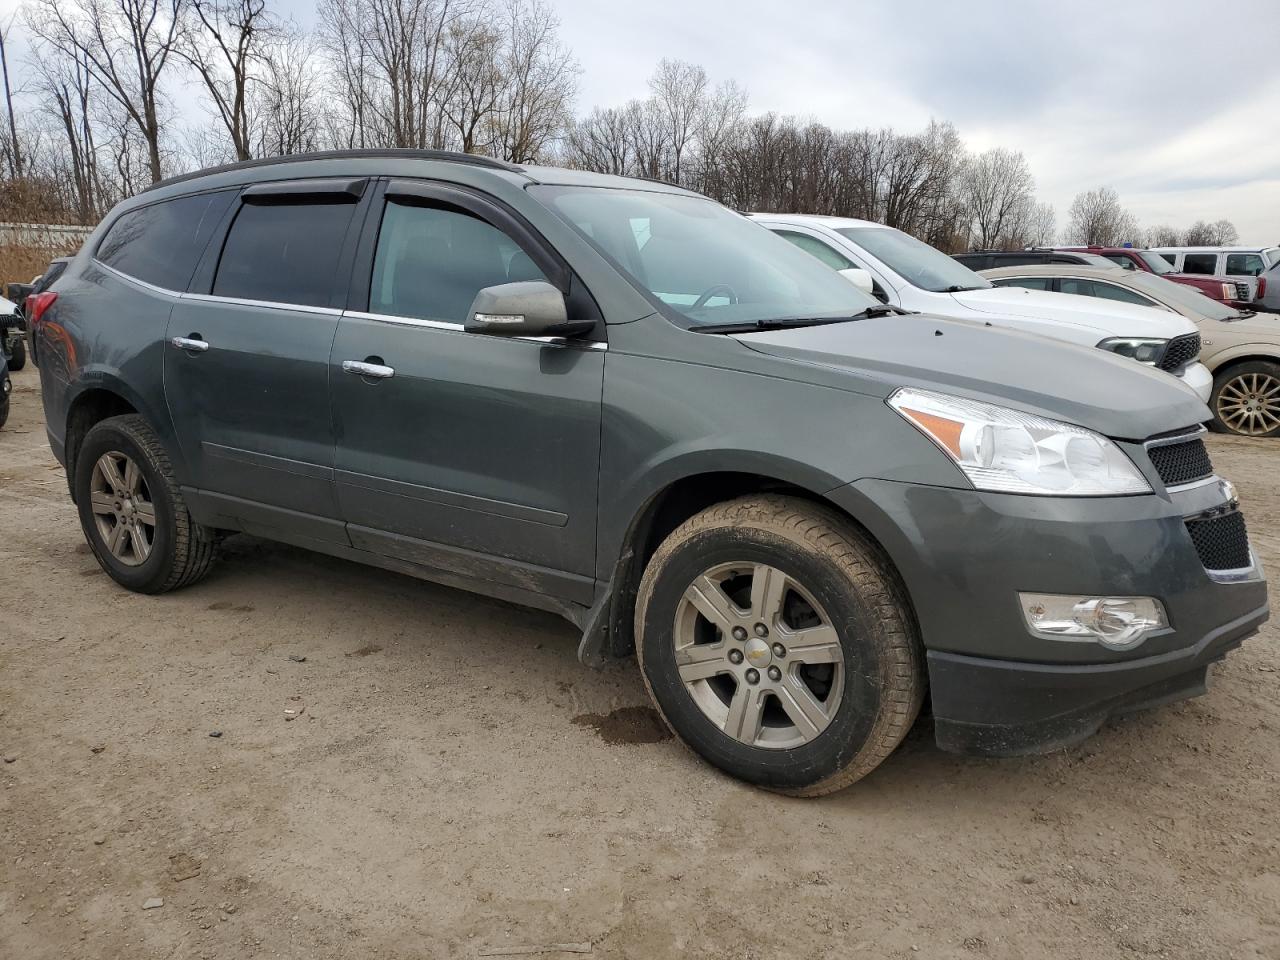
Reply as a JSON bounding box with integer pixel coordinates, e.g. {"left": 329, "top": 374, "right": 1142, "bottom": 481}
{"left": 1019, "top": 593, "right": 1168, "bottom": 651}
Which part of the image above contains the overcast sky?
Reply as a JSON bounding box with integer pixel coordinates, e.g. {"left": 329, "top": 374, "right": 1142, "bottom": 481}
{"left": 4, "top": 0, "right": 1278, "bottom": 244}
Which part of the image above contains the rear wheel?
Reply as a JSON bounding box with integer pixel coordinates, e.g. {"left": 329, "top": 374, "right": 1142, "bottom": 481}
{"left": 1211, "top": 361, "right": 1280, "bottom": 437}
{"left": 6, "top": 337, "right": 25, "bottom": 371}
{"left": 74, "top": 414, "right": 217, "bottom": 593}
{"left": 635, "top": 495, "right": 924, "bottom": 796}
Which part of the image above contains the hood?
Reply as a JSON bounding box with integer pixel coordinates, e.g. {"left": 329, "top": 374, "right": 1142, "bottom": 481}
{"left": 733, "top": 313, "right": 1207, "bottom": 440}
{"left": 952, "top": 286, "right": 1196, "bottom": 338}
{"left": 1203, "top": 310, "right": 1280, "bottom": 339}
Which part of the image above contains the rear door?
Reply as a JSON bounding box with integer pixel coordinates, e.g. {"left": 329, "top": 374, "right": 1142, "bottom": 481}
{"left": 164, "top": 178, "right": 370, "bottom": 544}
{"left": 328, "top": 179, "right": 605, "bottom": 603}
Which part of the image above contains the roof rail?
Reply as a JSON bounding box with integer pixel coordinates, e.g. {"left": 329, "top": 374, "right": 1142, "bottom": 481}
{"left": 142, "top": 149, "right": 522, "bottom": 193}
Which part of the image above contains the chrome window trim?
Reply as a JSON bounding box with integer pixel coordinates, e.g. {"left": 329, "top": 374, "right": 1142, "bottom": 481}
{"left": 1164, "top": 474, "right": 1219, "bottom": 494}
{"left": 342, "top": 309, "right": 608, "bottom": 350}
{"left": 95, "top": 259, "right": 342, "bottom": 316}
{"left": 1206, "top": 550, "right": 1262, "bottom": 584}
{"left": 183, "top": 291, "right": 343, "bottom": 316}
{"left": 93, "top": 259, "right": 178, "bottom": 298}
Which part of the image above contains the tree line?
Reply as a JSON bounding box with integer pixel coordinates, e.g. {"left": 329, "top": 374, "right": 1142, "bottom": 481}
{"left": 0, "top": 0, "right": 1237, "bottom": 253}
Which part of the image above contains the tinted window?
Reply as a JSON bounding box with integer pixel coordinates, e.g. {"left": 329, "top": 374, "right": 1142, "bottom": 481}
{"left": 992, "top": 277, "right": 1049, "bottom": 290}
{"left": 953, "top": 254, "right": 990, "bottom": 270}
{"left": 1139, "top": 251, "right": 1173, "bottom": 274}
{"left": 994, "top": 254, "right": 1049, "bottom": 267}
{"left": 774, "top": 230, "right": 856, "bottom": 270}
{"left": 98, "top": 191, "right": 234, "bottom": 290}
{"left": 1092, "top": 282, "right": 1157, "bottom": 307}
{"left": 370, "top": 201, "right": 547, "bottom": 323}
{"left": 1059, "top": 278, "right": 1097, "bottom": 297}
{"left": 1182, "top": 253, "right": 1218, "bottom": 275}
{"left": 1225, "top": 253, "right": 1266, "bottom": 276}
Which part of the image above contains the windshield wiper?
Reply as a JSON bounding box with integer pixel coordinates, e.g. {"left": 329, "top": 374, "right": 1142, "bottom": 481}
{"left": 943, "top": 284, "right": 985, "bottom": 293}
{"left": 695, "top": 305, "right": 911, "bottom": 334}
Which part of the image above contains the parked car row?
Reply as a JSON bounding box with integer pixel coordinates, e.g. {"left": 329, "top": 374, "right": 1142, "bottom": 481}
{"left": 981, "top": 265, "right": 1280, "bottom": 437}
{"left": 753, "top": 215, "right": 1214, "bottom": 402}
{"left": 23, "top": 150, "right": 1267, "bottom": 796}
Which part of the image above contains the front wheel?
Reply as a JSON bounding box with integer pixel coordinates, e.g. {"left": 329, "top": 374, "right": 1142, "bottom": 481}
{"left": 635, "top": 495, "right": 924, "bottom": 796}
{"left": 1210, "top": 361, "right": 1280, "bottom": 437}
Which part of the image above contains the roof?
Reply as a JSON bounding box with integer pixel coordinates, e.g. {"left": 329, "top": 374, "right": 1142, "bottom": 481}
{"left": 981, "top": 265, "right": 1143, "bottom": 281}
{"left": 141, "top": 149, "right": 701, "bottom": 199}
{"left": 1148, "top": 245, "right": 1279, "bottom": 254}
{"left": 746, "top": 213, "right": 883, "bottom": 229}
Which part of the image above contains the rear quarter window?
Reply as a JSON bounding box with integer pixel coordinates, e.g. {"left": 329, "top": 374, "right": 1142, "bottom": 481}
{"left": 96, "top": 191, "right": 235, "bottom": 291}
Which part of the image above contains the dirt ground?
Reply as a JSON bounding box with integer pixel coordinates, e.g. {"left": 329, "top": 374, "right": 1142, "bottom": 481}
{"left": 1, "top": 363, "right": 1278, "bottom": 960}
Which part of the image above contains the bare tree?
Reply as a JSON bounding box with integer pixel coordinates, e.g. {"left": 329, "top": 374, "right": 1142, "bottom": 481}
{"left": 1, "top": 16, "right": 23, "bottom": 178}
{"left": 490, "top": 0, "right": 578, "bottom": 163}
{"left": 27, "top": 0, "right": 184, "bottom": 184}
{"left": 1064, "top": 186, "right": 1140, "bottom": 246}
{"left": 563, "top": 106, "right": 633, "bottom": 174}
{"left": 959, "top": 148, "right": 1034, "bottom": 249}
{"left": 438, "top": 16, "right": 501, "bottom": 154}
{"left": 34, "top": 48, "right": 103, "bottom": 220}
{"left": 254, "top": 29, "right": 322, "bottom": 156}
{"left": 1209, "top": 219, "right": 1239, "bottom": 245}
{"left": 180, "top": 0, "right": 275, "bottom": 161}
{"left": 648, "top": 58, "right": 706, "bottom": 185}
{"left": 1148, "top": 224, "right": 1183, "bottom": 247}
{"left": 1182, "top": 220, "right": 1215, "bottom": 245}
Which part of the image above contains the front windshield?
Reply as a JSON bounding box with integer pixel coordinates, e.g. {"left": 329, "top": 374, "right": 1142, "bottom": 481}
{"left": 1133, "top": 272, "right": 1238, "bottom": 320}
{"left": 1139, "top": 251, "right": 1173, "bottom": 274}
{"left": 529, "top": 186, "right": 879, "bottom": 325}
{"left": 834, "top": 226, "right": 991, "bottom": 293}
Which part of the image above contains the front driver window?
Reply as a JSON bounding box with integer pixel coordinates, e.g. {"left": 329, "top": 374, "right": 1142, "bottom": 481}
{"left": 370, "top": 200, "right": 547, "bottom": 323}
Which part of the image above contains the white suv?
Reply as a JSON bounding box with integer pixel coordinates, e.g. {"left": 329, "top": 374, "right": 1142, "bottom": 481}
{"left": 751, "top": 214, "right": 1213, "bottom": 402}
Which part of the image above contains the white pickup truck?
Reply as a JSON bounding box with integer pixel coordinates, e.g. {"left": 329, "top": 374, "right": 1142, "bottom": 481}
{"left": 750, "top": 214, "right": 1213, "bottom": 402}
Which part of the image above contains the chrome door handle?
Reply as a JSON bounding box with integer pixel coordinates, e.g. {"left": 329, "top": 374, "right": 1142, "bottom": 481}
{"left": 342, "top": 360, "right": 395, "bottom": 380}
{"left": 170, "top": 336, "right": 209, "bottom": 352}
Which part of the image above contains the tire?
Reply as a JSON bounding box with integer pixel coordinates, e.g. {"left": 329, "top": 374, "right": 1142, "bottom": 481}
{"left": 635, "top": 495, "right": 924, "bottom": 797}
{"left": 1210, "top": 361, "right": 1280, "bottom": 437}
{"left": 74, "top": 414, "right": 217, "bottom": 593}
{"left": 0, "top": 395, "right": 8, "bottom": 430}
{"left": 6, "top": 337, "right": 25, "bottom": 371}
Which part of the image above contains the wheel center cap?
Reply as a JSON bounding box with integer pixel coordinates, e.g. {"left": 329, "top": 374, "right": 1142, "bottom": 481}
{"left": 744, "top": 637, "right": 773, "bottom": 668}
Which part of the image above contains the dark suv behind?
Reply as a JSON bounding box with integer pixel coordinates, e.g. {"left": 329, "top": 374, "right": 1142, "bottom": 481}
{"left": 34, "top": 151, "right": 1268, "bottom": 795}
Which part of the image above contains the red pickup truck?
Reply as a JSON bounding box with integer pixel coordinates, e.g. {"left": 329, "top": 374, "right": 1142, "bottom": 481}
{"left": 1057, "top": 246, "right": 1252, "bottom": 307}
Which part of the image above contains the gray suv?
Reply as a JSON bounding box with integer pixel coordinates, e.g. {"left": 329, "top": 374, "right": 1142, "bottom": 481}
{"left": 33, "top": 151, "right": 1268, "bottom": 795}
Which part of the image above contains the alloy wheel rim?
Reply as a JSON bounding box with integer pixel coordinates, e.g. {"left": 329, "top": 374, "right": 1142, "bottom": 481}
{"left": 672, "top": 562, "right": 844, "bottom": 750}
{"left": 1217, "top": 373, "right": 1280, "bottom": 436}
{"left": 89, "top": 451, "right": 156, "bottom": 566}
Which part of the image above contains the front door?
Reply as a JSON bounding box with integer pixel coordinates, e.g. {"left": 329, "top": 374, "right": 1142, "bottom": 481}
{"left": 164, "top": 179, "right": 369, "bottom": 543}
{"left": 329, "top": 180, "right": 605, "bottom": 603}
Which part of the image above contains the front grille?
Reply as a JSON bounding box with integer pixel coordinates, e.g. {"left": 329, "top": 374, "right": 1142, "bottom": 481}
{"left": 1186, "top": 511, "right": 1252, "bottom": 571}
{"left": 1147, "top": 434, "right": 1213, "bottom": 487}
{"left": 1158, "top": 332, "right": 1201, "bottom": 372}
{"left": 1234, "top": 281, "right": 1250, "bottom": 301}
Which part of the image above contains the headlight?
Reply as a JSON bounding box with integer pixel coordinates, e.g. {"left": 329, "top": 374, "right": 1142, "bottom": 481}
{"left": 1097, "top": 337, "right": 1167, "bottom": 366}
{"left": 888, "top": 388, "right": 1151, "bottom": 496}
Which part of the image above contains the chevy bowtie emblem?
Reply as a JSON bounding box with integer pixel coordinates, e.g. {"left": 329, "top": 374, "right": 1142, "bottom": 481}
{"left": 1219, "top": 478, "right": 1238, "bottom": 509}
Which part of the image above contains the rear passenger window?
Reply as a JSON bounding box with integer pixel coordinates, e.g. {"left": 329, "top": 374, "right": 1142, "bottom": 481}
{"left": 1182, "top": 254, "right": 1218, "bottom": 275}
{"left": 1093, "top": 282, "right": 1156, "bottom": 306}
{"left": 1225, "top": 254, "right": 1265, "bottom": 276}
{"left": 1059, "top": 279, "right": 1096, "bottom": 297}
{"left": 97, "top": 191, "right": 235, "bottom": 291}
{"left": 369, "top": 201, "right": 547, "bottom": 323}
{"left": 213, "top": 200, "right": 356, "bottom": 307}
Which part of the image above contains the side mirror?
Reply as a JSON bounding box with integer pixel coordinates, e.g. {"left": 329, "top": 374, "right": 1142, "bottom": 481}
{"left": 463, "top": 280, "right": 589, "bottom": 338}
{"left": 838, "top": 267, "right": 875, "bottom": 294}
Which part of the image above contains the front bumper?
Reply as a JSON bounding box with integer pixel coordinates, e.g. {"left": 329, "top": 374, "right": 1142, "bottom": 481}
{"left": 927, "top": 602, "right": 1266, "bottom": 755}
{"left": 827, "top": 476, "right": 1268, "bottom": 755}
{"left": 1178, "top": 360, "right": 1212, "bottom": 403}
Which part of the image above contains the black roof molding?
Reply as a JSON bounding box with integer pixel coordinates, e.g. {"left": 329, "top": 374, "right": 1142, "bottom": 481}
{"left": 142, "top": 149, "right": 522, "bottom": 193}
